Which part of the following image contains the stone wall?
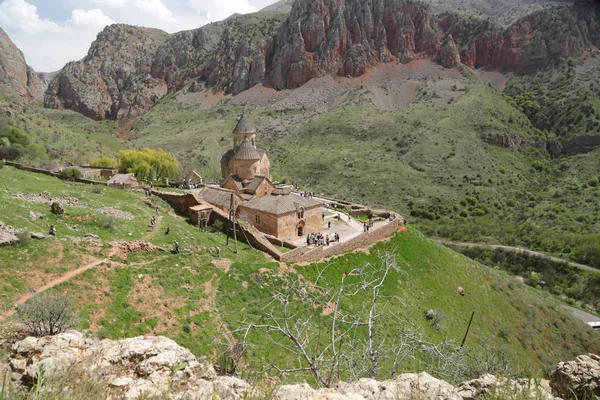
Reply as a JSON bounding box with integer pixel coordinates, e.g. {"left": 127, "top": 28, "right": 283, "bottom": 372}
{"left": 4, "top": 161, "right": 108, "bottom": 186}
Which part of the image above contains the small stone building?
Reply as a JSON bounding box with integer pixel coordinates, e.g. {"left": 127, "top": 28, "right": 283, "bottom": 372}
{"left": 107, "top": 173, "right": 138, "bottom": 188}
{"left": 237, "top": 189, "right": 324, "bottom": 241}
{"left": 185, "top": 170, "right": 203, "bottom": 185}
{"left": 221, "top": 175, "right": 275, "bottom": 200}
{"left": 220, "top": 115, "right": 270, "bottom": 182}
{"left": 76, "top": 166, "right": 120, "bottom": 179}
{"left": 193, "top": 186, "right": 242, "bottom": 214}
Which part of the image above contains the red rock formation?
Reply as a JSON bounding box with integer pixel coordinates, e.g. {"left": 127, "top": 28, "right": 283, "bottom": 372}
{"left": 267, "top": 0, "right": 441, "bottom": 89}
{"left": 0, "top": 28, "right": 46, "bottom": 101}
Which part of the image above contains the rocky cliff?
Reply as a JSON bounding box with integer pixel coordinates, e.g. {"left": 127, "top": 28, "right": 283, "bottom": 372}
{"left": 0, "top": 28, "right": 46, "bottom": 101}
{"left": 43, "top": 0, "right": 600, "bottom": 123}
{"left": 44, "top": 25, "right": 170, "bottom": 121}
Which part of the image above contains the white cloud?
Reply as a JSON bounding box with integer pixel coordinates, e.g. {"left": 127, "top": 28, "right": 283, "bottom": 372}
{"left": 189, "top": 0, "right": 256, "bottom": 21}
{"left": 0, "top": 0, "right": 277, "bottom": 72}
{"left": 70, "top": 8, "right": 115, "bottom": 30}
{"left": 0, "top": 0, "right": 62, "bottom": 34}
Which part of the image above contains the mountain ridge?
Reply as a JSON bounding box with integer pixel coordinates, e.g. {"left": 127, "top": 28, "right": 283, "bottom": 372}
{"left": 40, "top": 0, "right": 600, "bottom": 123}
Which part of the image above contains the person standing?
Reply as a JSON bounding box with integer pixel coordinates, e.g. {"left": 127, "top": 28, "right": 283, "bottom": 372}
{"left": 216, "top": 247, "right": 221, "bottom": 258}
{"left": 174, "top": 241, "right": 180, "bottom": 254}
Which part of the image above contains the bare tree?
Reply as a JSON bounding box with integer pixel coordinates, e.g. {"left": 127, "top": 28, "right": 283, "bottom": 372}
{"left": 17, "top": 292, "right": 75, "bottom": 337}
{"left": 232, "top": 250, "right": 508, "bottom": 387}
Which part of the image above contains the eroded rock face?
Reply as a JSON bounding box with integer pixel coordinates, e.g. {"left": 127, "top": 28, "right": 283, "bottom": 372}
{"left": 44, "top": 24, "right": 170, "bottom": 122}
{"left": 268, "top": 0, "right": 440, "bottom": 89}
{"left": 0, "top": 28, "right": 46, "bottom": 101}
{"left": 9, "top": 330, "right": 249, "bottom": 400}
{"left": 550, "top": 353, "right": 600, "bottom": 399}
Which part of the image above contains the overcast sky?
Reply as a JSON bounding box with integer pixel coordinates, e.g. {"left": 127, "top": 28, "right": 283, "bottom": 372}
{"left": 0, "top": 0, "right": 280, "bottom": 72}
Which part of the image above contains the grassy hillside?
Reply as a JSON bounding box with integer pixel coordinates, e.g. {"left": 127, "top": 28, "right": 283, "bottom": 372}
{"left": 1, "top": 166, "right": 598, "bottom": 384}
{"left": 0, "top": 94, "right": 123, "bottom": 165}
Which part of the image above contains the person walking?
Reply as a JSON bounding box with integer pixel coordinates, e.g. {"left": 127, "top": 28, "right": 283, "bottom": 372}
{"left": 174, "top": 241, "right": 180, "bottom": 254}
{"left": 328, "top": 221, "right": 331, "bottom": 229}
{"left": 48, "top": 225, "right": 56, "bottom": 236}
{"left": 216, "top": 247, "right": 221, "bottom": 258}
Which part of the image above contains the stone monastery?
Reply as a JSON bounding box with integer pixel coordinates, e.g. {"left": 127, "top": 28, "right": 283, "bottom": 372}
{"left": 197, "top": 114, "right": 324, "bottom": 242}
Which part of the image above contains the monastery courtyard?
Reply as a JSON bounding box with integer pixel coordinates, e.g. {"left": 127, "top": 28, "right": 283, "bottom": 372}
{"left": 290, "top": 196, "right": 394, "bottom": 248}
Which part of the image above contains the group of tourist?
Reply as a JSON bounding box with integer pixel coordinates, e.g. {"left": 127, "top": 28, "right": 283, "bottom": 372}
{"left": 144, "top": 189, "right": 152, "bottom": 198}
{"left": 307, "top": 232, "right": 328, "bottom": 246}
{"left": 307, "top": 232, "right": 340, "bottom": 247}
{"left": 363, "top": 218, "right": 374, "bottom": 232}
{"left": 299, "top": 191, "right": 314, "bottom": 199}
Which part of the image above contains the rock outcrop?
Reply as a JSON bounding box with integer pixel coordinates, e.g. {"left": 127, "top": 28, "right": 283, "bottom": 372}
{"left": 9, "top": 330, "right": 249, "bottom": 400}
{"left": 10, "top": 331, "right": 598, "bottom": 399}
{"left": 550, "top": 353, "right": 600, "bottom": 399}
{"left": 0, "top": 28, "right": 46, "bottom": 101}
{"left": 43, "top": 1, "right": 600, "bottom": 122}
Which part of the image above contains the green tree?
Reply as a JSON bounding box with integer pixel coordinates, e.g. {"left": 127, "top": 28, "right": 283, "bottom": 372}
{"left": 117, "top": 148, "right": 180, "bottom": 181}
{"left": 0, "top": 126, "right": 28, "bottom": 146}
{"left": 89, "top": 156, "right": 118, "bottom": 168}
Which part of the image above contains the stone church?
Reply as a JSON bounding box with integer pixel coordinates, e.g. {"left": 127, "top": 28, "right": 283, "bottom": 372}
{"left": 220, "top": 114, "right": 270, "bottom": 182}
{"left": 215, "top": 114, "right": 322, "bottom": 242}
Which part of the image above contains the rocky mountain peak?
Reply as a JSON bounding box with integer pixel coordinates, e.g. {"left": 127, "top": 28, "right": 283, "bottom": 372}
{"left": 0, "top": 28, "right": 46, "bottom": 101}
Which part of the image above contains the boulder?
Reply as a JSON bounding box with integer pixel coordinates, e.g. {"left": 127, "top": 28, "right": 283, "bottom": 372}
{"left": 50, "top": 202, "right": 64, "bottom": 215}
{"left": 84, "top": 233, "right": 101, "bottom": 241}
{"left": 30, "top": 232, "right": 45, "bottom": 240}
{"left": 457, "top": 374, "right": 556, "bottom": 399}
{"left": 29, "top": 211, "right": 44, "bottom": 221}
{"left": 550, "top": 354, "right": 600, "bottom": 399}
{"left": 275, "top": 373, "right": 461, "bottom": 400}
{"left": 0, "top": 231, "right": 18, "bottom": 246}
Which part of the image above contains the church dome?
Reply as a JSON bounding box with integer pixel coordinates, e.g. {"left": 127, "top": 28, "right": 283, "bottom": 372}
{"left": 232, "top": 138, "right": 261, "bottom": 160}
{"left": 233, "top": 114, "right": 256, "bottom": 135}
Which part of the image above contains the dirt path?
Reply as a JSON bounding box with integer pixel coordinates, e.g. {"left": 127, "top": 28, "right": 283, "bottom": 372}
{"left": 0, "top": 258, "right": 107, "bottom": 321}
{"left": 433, "top": 238, "right": 600, "bottom": 274}
{"left": 142, "top": 216, "right": 163, "bottom": 241}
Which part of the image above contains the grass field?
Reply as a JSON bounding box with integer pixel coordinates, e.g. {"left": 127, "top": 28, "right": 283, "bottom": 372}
{"left": 1, "top": 166, "right": 599, "bottom": 385}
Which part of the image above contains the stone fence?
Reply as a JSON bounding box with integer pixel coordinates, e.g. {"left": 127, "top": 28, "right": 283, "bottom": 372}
{"left": 4, "top": 161, "right": 108, "bottom": 186}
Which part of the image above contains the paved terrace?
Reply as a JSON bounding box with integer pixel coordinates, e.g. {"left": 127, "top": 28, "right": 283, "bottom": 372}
{"left": 291, "top": 195, "right": 392, "bottom": 248}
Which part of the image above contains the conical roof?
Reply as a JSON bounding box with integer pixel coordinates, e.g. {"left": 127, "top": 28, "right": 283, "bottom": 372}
{"left": 232, "top": 138, "right": 261, "bottom": 160}
{"left": 233, "top": 114, "right": 256, "bottom": 135}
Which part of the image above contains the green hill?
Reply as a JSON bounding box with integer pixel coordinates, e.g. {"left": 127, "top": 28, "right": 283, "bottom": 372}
{"left": 0, "top": 165, "right": 598, "bottom": 384}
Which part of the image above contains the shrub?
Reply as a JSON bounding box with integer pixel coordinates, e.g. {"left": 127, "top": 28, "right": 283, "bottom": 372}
{"left": 17, "top": 292, "right": 75, "bottom": 337}
{"left": 589, "top": 177, "right": 599, "bottom": 188}
{"left": 0, "top": 145, "right": 22, "bottom": 160}
{"left": 101, "top": 216, "right": 115, "bottom": 230}
{"left": 58, "top": 168, "right": 82, "bottom": 181}
{"left": 15, "top": 230, "right": 30, "bottom": 247}
{"left": 90, "top": 185, "right": 102, "bottom": 194}
{"left": 0, "top": 159, "right": 4, "bottom": 169}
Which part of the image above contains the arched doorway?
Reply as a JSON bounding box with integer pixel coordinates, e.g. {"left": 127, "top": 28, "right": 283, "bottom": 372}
{"left": 297, "top": 220, "right": 305, "bottom": 237}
